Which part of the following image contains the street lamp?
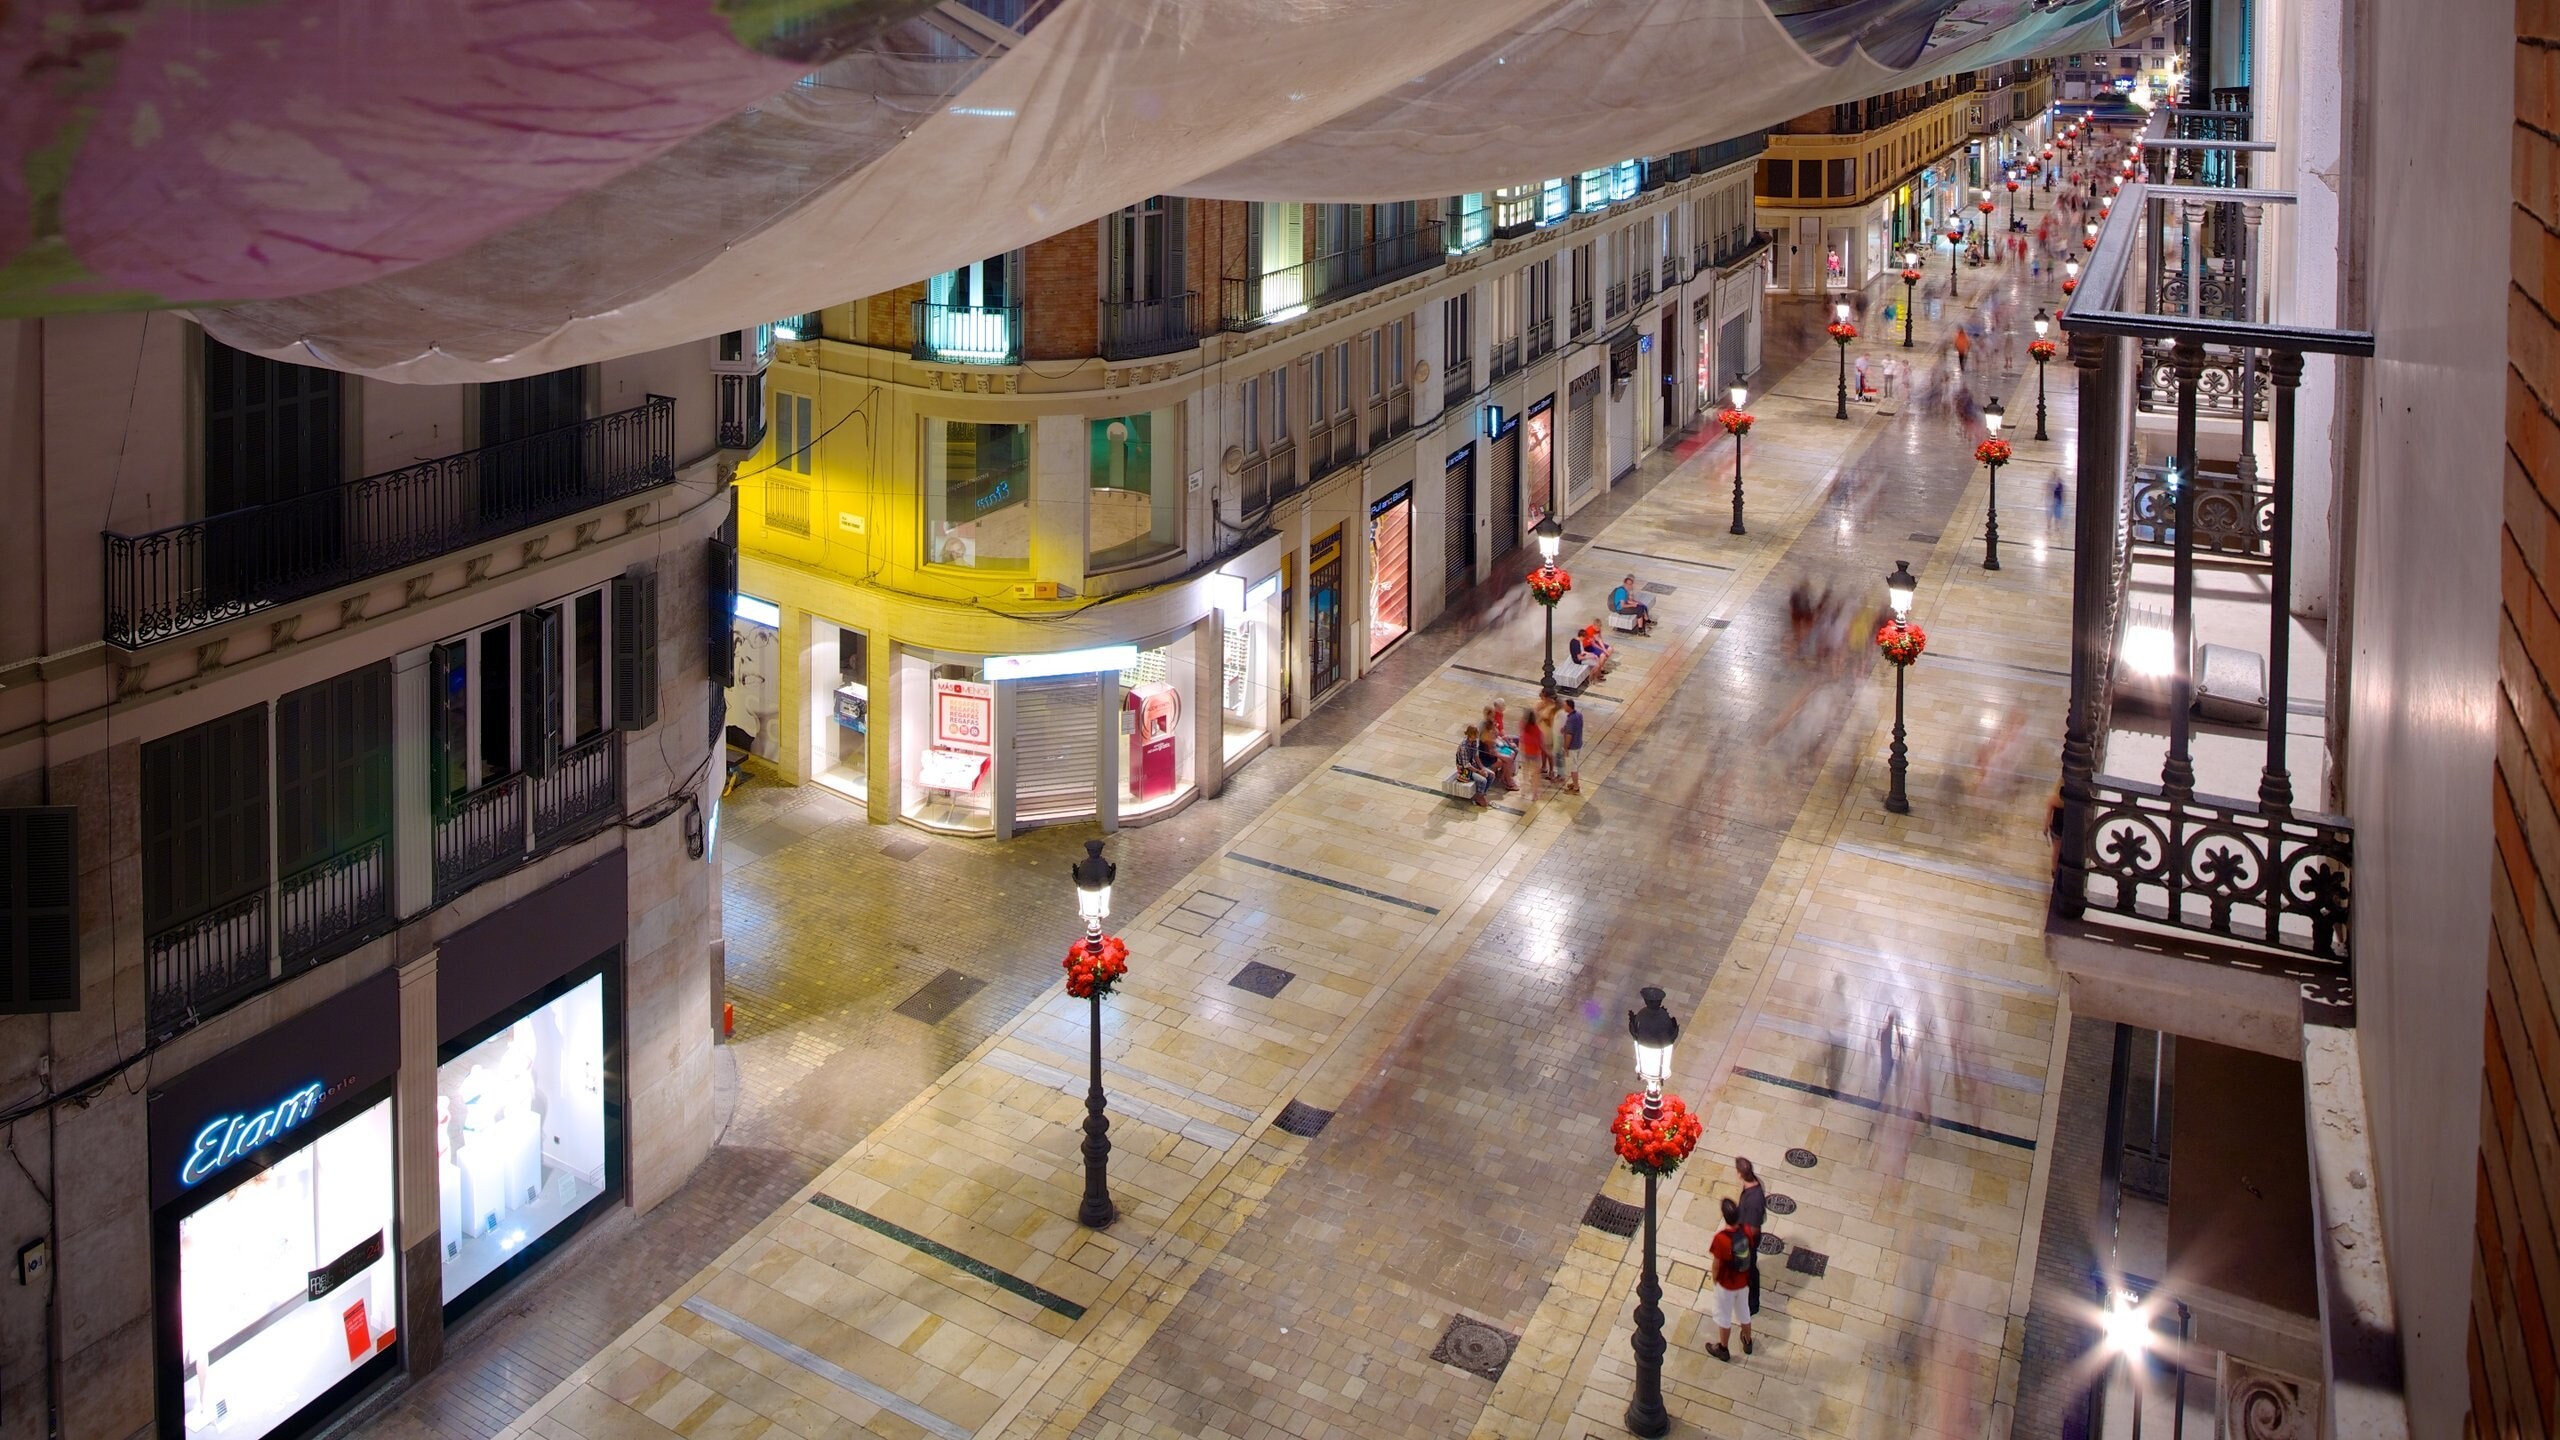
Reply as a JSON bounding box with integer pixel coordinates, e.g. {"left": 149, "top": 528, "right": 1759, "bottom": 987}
{"left": 2063, "top": 257, "right": 2080, "bottom": 296}
{"left": 2030, "top": 308, "right": 2054, "bottom": 441}
{"left": 1534, "top": 514, "right": 1566, "bottom": 694}
{"left": 1899, "top": 250, "right": 1922, "bottom": 348}
{"left": 1622, "top": 987, "right": 1682, "bottom": 1438}
{"left": 2006, "top": 171, "right": 2021, "bottom": 227}
{"left": 1978, "top": 398, "right": 2008, "bottom": 572}
{"left": 1945, "top": 222, "right": 1965, "bottom": 299}
{"left": 1070, "top": 839, "right": 1119, "bottom": 1228}
{"left": 1723, "top": 374, "right": 1751, "bottom": 535}
{"left": 1879, "top": 560, "right": 1921, "bottom": 814}
{"left": 1829, "top": 299, "right": 1854, "bottom": 420}
{"left": 2101, "top": 1289, "right": 2150, "bottom": 1440}
{"left": 2084, "top": 219, "right": 2100, "bottom": 252}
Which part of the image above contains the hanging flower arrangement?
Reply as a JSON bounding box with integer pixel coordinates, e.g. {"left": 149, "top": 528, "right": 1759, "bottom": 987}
{"left": 1976, "top": 437, "right": 2013, "bottom": 466}
{"left": 1611, "top": 1092, "right": 1703, "bottom": 1178}
{"left": 1876, "top": 619, "right": 1928, "bottom": 667}
{"left": 1718, "top": 408, "right": 1754, "bottom": 436}
{"left": 2061, "top": 278, "right": 2078, "bottom": 295}
{"left": 1063, "top": 934, "right": 1130, "bottom": 1000}
{"left": 2029, "top": 338, "right": 2059, "bottom": 364}
{"left": 1826, "top": 320, "right": 1857, "bottom": 344}
{"left": 1900, "top": 268, "right": 1924, "bottom": 285}
{"left": 1527, "top": 565, "right": 1573, "bottom": 607}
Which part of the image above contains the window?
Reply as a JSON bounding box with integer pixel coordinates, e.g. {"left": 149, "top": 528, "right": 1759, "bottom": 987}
{"left": 203, "top": 338, "right": 343, "bottom": 514}
{"left": 433, "top": 621, "right": 521, "bottom": 803}
{"left": 275, "top": 665, "right": 392, "bottom": 883}
{"left": 1107, "top": 196, "right": 1183, "bottom": 302}
{"left": 1797, "top": 159, "right": 1822, "bottom": 197}
{"left": 1443, "top": 293, "right": 1474, "bottom": 379}
{"left": 923, "top": 419, "right": 1031, "bottom": 569}
{"left": 2150, "top": 35, "right": 2166, "bottom": 48}
{"left": 1251, "top": 202, "right": 1306, "bottom": 314}
{"left": 1540, "top": 178, "right": 1569, "bottom": 225}
{"left": 0, "top": 810, "right": 75, "bottom": 1014}
{"left": 1240, "top": 376, "right": 1262, "bottom": 456}
{"left": 1579, "top": 168, "right": 1613, "bottom": 212}
{"left": 1450, "top": 193, "right": 1489, "bottom": 252}
{"left": 1090, "top": 412, "right": 1178, "bottom": 569}
{"left": 1828, "top": 158, "right": 1854, "bottom": 198}
{"left": 1492, "top": 184, "right": 1538, "bottom": 233}
{"left": 1527, "top": 259, "right": 1554, "bottom": 331}
{"left": 143, "top": 706, "right": 269, "bottom": 941}
{"left": 771, "top": 392, "right": 813, "bottom": 474}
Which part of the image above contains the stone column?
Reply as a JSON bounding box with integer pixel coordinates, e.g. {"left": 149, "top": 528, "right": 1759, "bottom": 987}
{"left": 394, "top": 946, "right": 444, "bottom": 1376}
{"left": 392, "top": 647, "right": 435, "bottom": 918}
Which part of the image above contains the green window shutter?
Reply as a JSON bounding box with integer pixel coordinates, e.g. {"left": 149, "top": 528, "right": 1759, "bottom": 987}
{"left": 614, "top": 568, "right": 660, "bottom": 731}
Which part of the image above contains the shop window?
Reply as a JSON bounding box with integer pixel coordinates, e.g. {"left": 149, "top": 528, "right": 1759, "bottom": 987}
{"left": 1118, "top": 644, "right": 1194, "bottom": 817}
{"left": 171, "top": 1096, "right": 395, "bottom": 1440}
{"left": 818, "top": 625, "right": 869, "bottom": 797}
{"left": 437, "top": 966, "right": 615, "bottom": 1309}
{"left": 725, "top": 591, "right": 780, "bottom": 761}
{"left": 923, "top": 419, "right": 1031, "bottom": 569}
{"left": 1089, "top": 410, "right": 1180, "bottom": 570}
{"left": 902, "top": 656, "right": 994, "bottom": 833}
{"left": 1368, "top": 484, "right": 1412, "bottom": 658}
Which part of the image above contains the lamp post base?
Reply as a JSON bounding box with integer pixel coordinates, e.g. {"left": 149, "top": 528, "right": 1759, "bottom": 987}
{"left": 1541, "top": 604, "right": 1558, "bottom": 696}
{"left": 1079, "top": 988, "right": 1117, "bottom": 1228}
{"left": 1983, "top": 464, "right": 2004, "bottom": 571}
{"left": 2035, "top": 367, "right": 2051, "bottom": 442}
{"left": 1886, "top": 665, "right": 1912, "bottom": 814}
{"left": 1625, "top": 1171, "right": 1671, "bottom": 1438}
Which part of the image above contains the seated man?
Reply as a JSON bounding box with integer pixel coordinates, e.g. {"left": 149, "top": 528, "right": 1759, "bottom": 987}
{"left": 1568, "top": 627, "right": 1610, "bottom": 683}
{"left": 1453, "top": 725, "right": 1495, "bottom": 807}
{"left": 1608, "top": 575, "right": 1655, "bottom": 633}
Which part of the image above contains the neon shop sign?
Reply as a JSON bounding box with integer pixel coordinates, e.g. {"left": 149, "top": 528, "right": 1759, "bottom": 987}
{"left": 181, "top": 1082, "right": 323, "bottom": 1188}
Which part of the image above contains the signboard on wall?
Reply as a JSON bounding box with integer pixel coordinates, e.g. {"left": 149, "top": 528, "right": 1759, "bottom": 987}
{"left": 933, "top": 679, "right": 993, "bottom": 751}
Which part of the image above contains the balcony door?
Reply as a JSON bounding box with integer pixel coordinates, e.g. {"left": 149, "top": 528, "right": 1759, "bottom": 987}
{"left": 202, "top": 337, "right": 347, "bottom": 610}
{"left": 1251, "top": 202, "right": 1304, "bottom": 316}
{"left": 480, "top": 368, "right": 588, "bottom": 523}
{"left": 925, "top": 254, "right": 1019, "bottom": 361}
{"left": 1104, "top": 199, "right": 1186, "bottom": 353}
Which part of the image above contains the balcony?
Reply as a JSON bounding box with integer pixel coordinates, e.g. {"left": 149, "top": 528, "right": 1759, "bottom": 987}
{"left": 1442, "top": 355, "right": 1475, "bottom": 407}
{"left": 278, "top": 836, "right": 391, "bottom": 977}
{"left": 2050, "top": 179, "right": 2373, "bottom": 1003}
{"left": 435, "top": 732, "right": 625, "bottom": 903}
{"left": 1222, "top": 221, "right": 1446, "bottom": 331}
{"left": 1099, "top": 291, "right": 1200, "bottom": 360}
{"left": 105, "top": 397, "right": 674, "bottom": 649}
{"left": 1632, "top": 268, "right": 1655, "bottom": 305}
{"left": 1526, "top": 316, "right": 1555, "bottom": 361}
{"left": 1367, "top": 387, "right": 1412, "bottom": 447}
{"left": 1604, "top": 280, "right": 1627, "bottom": 321}
{"left": 1489, "top": 337, "right": 1523, "bottom": 381}
{"left": 1236, "top": 440, "right": 1299, "bottom": 517}
{"left": 912, "top": 300, "right": 1021, "bottom": 364}
{"left": 1571, "top": 296, "right": 1593, "bottom": 336}
{"left": 717, "top": 370, "right": 766, "bottom": 452}
{"left": 146, "top": 892, "right": 269, "bottom": 1039}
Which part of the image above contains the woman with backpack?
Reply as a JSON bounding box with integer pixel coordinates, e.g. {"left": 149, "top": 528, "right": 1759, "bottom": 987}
{"left": 1707, "top": 1196, "right": 1757, "bottom": 1361}
{"left": 1735, "top": 1158, "right": 1768, "bottom": 1318}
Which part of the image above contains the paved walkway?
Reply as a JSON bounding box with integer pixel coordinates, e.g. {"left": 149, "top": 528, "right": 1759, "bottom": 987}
{"left": 356, "top": 252, "right": 2084, "bottom": 1440}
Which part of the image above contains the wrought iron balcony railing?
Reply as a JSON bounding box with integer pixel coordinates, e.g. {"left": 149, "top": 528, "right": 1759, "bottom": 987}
{"left": 2050, "top": 179, "right": 2374, "bottom": 987}
{"left": 1442, "top": 355, "right": 1475, "bottom": 407}
{"left": 104, "top": 397, "right": 675, "bottom": 648}
{"left": 435, "top": 731, "right": 625, "bottom": 903}
{"left": 1099, "top": 291, "right": 1201, "bottom": 360}
{"left": 1526, "top": 316, "right": 1555, "bottom": 361}
{"left": 1489, "top": 337, "right": 1523, "bottom": 380}
{"left": 146, "top": 891, "right": 269, "bottom": 1039}
{"left": 1222, "top": 221, "right": 1446, "bottom": 331}
{"left": 1604, "top": 280, "right": 1627, "bottom": 319}
{"left": 912, "top": 300, "right": 1022, "bottom": 364}
{"left": 1571, "top": 297, "right": 1594, "bottom": 335}
{"left": 278, "top": 837, "right": 391, "bottom": 976}
{"left": 1632, "top": 268, "right": 1655, "bottom": 305}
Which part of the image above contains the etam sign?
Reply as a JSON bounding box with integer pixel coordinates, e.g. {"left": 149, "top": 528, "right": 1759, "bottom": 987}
{"left": 180, "top": 1082, "right": 323, "bottom": 1189}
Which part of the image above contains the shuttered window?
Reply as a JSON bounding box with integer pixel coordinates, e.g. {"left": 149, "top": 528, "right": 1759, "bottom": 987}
{"left": 142, "top": 707, "right": 269, "bottom": 934}
{"left": 614, "top": 566, "right": 661, "bottom": 731}
{"left": 0, "top": 809, "right": 76, "bottom": 1014}
{"left": 275, "top": 665, "right": 391, "bottom": 878}
{"left": 203, "top": 337, "right": 343, "bottom": 515}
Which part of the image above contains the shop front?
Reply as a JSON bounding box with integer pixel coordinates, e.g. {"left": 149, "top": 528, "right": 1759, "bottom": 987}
{"left": 1522, "top": 396, "right": 1556, "bottom": 534}
{"left": 152, "top": 974, "right": 401, "bottom": 1440}
{"left": 433, "top": 858, "right": 625, "bottom": 1317}
{"left": 1367, "top": 484, "right": 1413, "bottom": 658}
{"left": 1308, "top": 525, "right": 1345, "bottom": 698}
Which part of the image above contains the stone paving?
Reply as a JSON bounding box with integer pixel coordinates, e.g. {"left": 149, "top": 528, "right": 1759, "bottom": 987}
{"left": 353, "top": 251, "right": 2087, "bottom": 1440}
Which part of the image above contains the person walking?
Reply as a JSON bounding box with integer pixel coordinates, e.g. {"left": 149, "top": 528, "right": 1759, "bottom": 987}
{"left": 1878, "top": 1008, "right": 1904, "bottom": 1106}
{"left": 1707, "top": 1196, "right": 1757, "bottom": 1360}
{"left": 1562, "top": 697, "right": 1585, "bottom": 794}
{"left": 1735, "top": 1158, "right": 1769, "bottom": 1319}
{"left": 1515, "top": 697, "right": 1544, "bottom": 802}
{"left": 1952, "top": 326, "right": 1971, "bottom": 373}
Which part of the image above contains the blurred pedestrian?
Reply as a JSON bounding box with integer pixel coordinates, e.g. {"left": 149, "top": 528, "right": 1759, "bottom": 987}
{"left": 1707, "top": 1196, "right": 1757, "bottom": 1361}
{"left": 1562, "top": 697, "right": 1584, "bottom": 794}
{"left": 1736, "top": 1158, "right": 1768, "bottom": 1317}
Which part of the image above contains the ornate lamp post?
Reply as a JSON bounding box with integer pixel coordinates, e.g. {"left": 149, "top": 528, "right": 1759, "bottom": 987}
{"left": 1975, "top": 189, "right": 1996, "bottom": 255}
{"left": 2006, "top": 172, "right": 2021, "bottom": 228}
{"left": 2042, "top": 143, "right": 2056, "bottom": 189}
{"left": 1899, "top": 251, "right": 1922, "bottom": 347}
{"left": 1719, "top": 376, "right": 1753, "bottom": 535}
{"left": 2062, "top": 257, "right": 2080, "bottom": 297}
{"left": 1977, "top": 398, "right": 2009, "bottom": 571}
{"left": 1945, "top": 222, "right": 1965, "bottom": 299}
{"left": 1877, "top": 561, "right": 1922, "bottom": 814}
{"left": 2084, "top": 220, "right": 2100, "bottom": 253}
{"left": 1068, "top": 840, "right": 1125, "bottom": 1228}
{"left": 1827, "top": 300, "right": 1855, "bottom": 420}
{"left": 1613, "top": 987, "right": 1696, "bottom": 1438}
{"left": 1531, "top": 515, "right": 1568, "bottom": 694}
{"left": 2029, "top": 309, "right": 2055, "bottom": 442}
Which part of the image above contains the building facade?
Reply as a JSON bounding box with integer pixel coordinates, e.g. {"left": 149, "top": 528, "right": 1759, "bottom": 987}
{"left": 1753, "top": 65, "right": 2055, "bottom": 297}
{"left": 0, "top": 317, "right": 737, "bottom": 1439}
{"left": 729, "top": 140, "right": 1768, "bottom": 839}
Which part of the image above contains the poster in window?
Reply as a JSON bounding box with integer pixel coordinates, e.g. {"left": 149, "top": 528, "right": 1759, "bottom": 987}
{"left": 933, "top": 680, "right": 993, "bottom": 752}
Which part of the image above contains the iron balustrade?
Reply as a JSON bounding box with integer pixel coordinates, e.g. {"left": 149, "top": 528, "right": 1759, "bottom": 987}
{"left": 911, "top": 300, "right": 1022, "bottom": 363}
{"left": 1604, "top": 280, "right": 1628, "bottom": 319}
{"left": 278, "top": 838, "right": 391, "bottom": 975}
{"left": 1526, "top": 316, "right": 1555, "bottom": 361}
{"left": 1490, "top": 337, "right": 1523, "bottom": 380}
{"left": 2128, "top": 464, "right": 2274, "bottom": 557}
{"left": 1367, "top": 388, "right": 1412, "bottom": 447}
{"left": 435, "top": 776, "right": 529, "bottom": 902}
{"left": 1571, "top": 297, "right": 1594, "bottom": 335}
{"left": 1442, "top": 355, "right": 1475, "bottom": 407}
{"left": 717, "top": 372, "right": 766, "bottom": 452}
{"left": 536, "top": 732, "right": 625, "bottom": 849}
{"left": 1221, "top": 221, "right": 1445, "bottom": 330}
{"left": 1631, "top": 268, "right": 1655, "bottom": 305}
{"left": 2138, "top": 339, "right": 2270, "bottom": 421}
{"left": 1099, "top": 291, "right": 1200, "bottom": 359}
{"left": 105, "top": 397, "right": 675, "bottom": 648}
{"left": 2078, "top": 778, "right": 2352, "bottom": 962}
{"left": 145, "top": 892, "right": 269, "bottom": 1039}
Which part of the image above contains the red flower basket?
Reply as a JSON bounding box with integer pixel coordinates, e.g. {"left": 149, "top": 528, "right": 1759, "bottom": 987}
{"left": 1976, "top": 437, "right": 2013, "bottom": 466}
{"left": 1976, "top": 200, "right": 1995, "bottom": 215}
{"left": 2006, "top": 180, "right": 2020, "bottom": 193}
{"left": 2061, "top": 278, "right": 2078, "bottom": 295}
{"left": 2029, "top": 338, "right": 2059, "bottom": 364}
{"left": 1717, "top": 407, "right": 1754, "bottom": 437}
{"left": 1063, "top": 934, "right": 1129, "bottom": 1000}
{"left": 1900, "top": 268, "right": 1923, "bottom": 284}
{"left": 1876, "top": 619, "right": 1928, "bottom": 667}
{"left": 1826, "top": 321, "right": 1857, "bottom": 344}
{"left": 1611, "top": 1092, "right": 1703, "bottom": 1179}
{"left": 1527, "top": 564, "right": 1573, "bottom": 607}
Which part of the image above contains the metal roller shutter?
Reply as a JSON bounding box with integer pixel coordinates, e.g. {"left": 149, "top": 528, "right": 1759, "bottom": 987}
{"left": 1442, "top": 445, "right": 1477, "bottom": 598}
{"left": 1487, "top": 425, "right": 1520, "bottom": 560}
{"left": 1011, "top": 676, "right": 1100, "bottom": 825}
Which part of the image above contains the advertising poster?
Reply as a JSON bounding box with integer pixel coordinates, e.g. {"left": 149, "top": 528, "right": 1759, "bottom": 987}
{"left": 1523, "top": 402, "right": 1555, "bottom": 532}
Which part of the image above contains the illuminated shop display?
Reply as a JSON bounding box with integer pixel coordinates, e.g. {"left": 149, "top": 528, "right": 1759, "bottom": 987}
{"left": 436, "top": 970, "right": 613, "bottom": 1306}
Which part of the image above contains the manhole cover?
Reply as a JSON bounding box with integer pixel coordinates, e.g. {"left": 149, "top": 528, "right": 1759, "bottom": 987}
{"left": 1785, "top": 1148, "right": 1819, "bottom": 1169}
{"left": 1429, "top": 1315, "right": 1520, "bottom": 1382}
{"left": 1582, "top": 1195, "right": 1643, "bottom": 1238}
{"left": 1786, "top": 1247, "right": 1830, "bottom": 1278}
{"left": 1765, "top": 1194, "right": 1798, "bottom": 1215}
{"left": 1230, "top": 960, "right": 1296, "bottom": 998}
{"left": 1757, "top": 1233, "right": 1785, "bottom": 1256}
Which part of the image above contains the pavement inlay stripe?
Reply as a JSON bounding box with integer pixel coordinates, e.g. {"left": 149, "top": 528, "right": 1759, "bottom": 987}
{"left": 1586, "top": 543, "right": 1734, "bottom": 574}
{"left": 1729, "top": 1066, "right": 2039, "bottom": 1150}
{"left": 681, "top": 1296, "right": 974, "bottom": 1440}
{"left": 1445, "top": 663, "right": 1625, "bottom": 702}
{"left": 982, "top": 1046, "right": 1244, "bottom": 1151}
{"left": 1224, "top": 852, "right": 1441, "bottom": 913}
{"left": 806, "top": 1193, "right": 1090, "bottom": 1321}
{"left": 1831, "top": 839, "right": 2047, "bottom": 897}
{"left": 1330, "top": 765, "right": 1527, "bottom": 815}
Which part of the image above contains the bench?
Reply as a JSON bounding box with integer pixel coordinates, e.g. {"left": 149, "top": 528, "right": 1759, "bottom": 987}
{"left": 1556, "top": 657, "right": 1597, "bottom": 692}
{"left": 1442, "top": 772, "right": 1480, "bottom": 801}
{"left": 1607, "top": 611, "right": 1645, "bottom": 633}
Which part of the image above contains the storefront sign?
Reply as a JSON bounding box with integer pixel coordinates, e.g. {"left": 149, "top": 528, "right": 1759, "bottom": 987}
{"left": 732, "top": 592, "right": 781, "bottom": 628}
{"left": 181, "top": 1082, "right": 323, "bottom": 1188}
{"left": 983, "top": 646, "right": 1136, "bottom": 682}
{"left": 308, "top": 1230, "right": 385, "bottom": 1301}
{"left": 933, "top": 678, "right": 995, "bottom": 747}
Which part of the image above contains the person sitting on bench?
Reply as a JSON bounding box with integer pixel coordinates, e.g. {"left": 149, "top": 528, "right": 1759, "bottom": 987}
{"left": 1454, "top": 725, "right": 1495, "bottom": 807}
{"left": 1608, "top": 576, "right": 1656, "bottom": 634}
{"left": 1568, "top": 625, "right": 1610, "bottom": 683}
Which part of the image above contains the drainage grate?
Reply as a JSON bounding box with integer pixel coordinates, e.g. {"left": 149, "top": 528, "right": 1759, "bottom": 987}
{"left": 1230, "top": 961, "right": 1296, "bottom": 998}
{"left": 1785, "top": 1147, "right": 1819, "bottom": 1169}
{"left": 892, "top": 968, "right": 985, "bottom": 1024}
{"left": 1273, "top": 1100, "right": 1334, "bottom": 1137}
{"left": 1641, "top": 581, "right": 1678, "bottom": 596}
{"left": 1765, "top": 1194, "right": 1798, "bottom": 1216}
{"left": 1786, "top": 1247, "right": 1829, "bottom": 1278}
{"left": 1582, "top": 1195, "right": 1643, "bottom": 1238}
{"left": 881, "top": 836, "right": 928, "bottom": 861}
{"left": 1757, "top": 1233, "right": 1785, "bottom": 1256}
{"left": 1429, "top": 1315, "right": 1520, "bottom": 1382}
